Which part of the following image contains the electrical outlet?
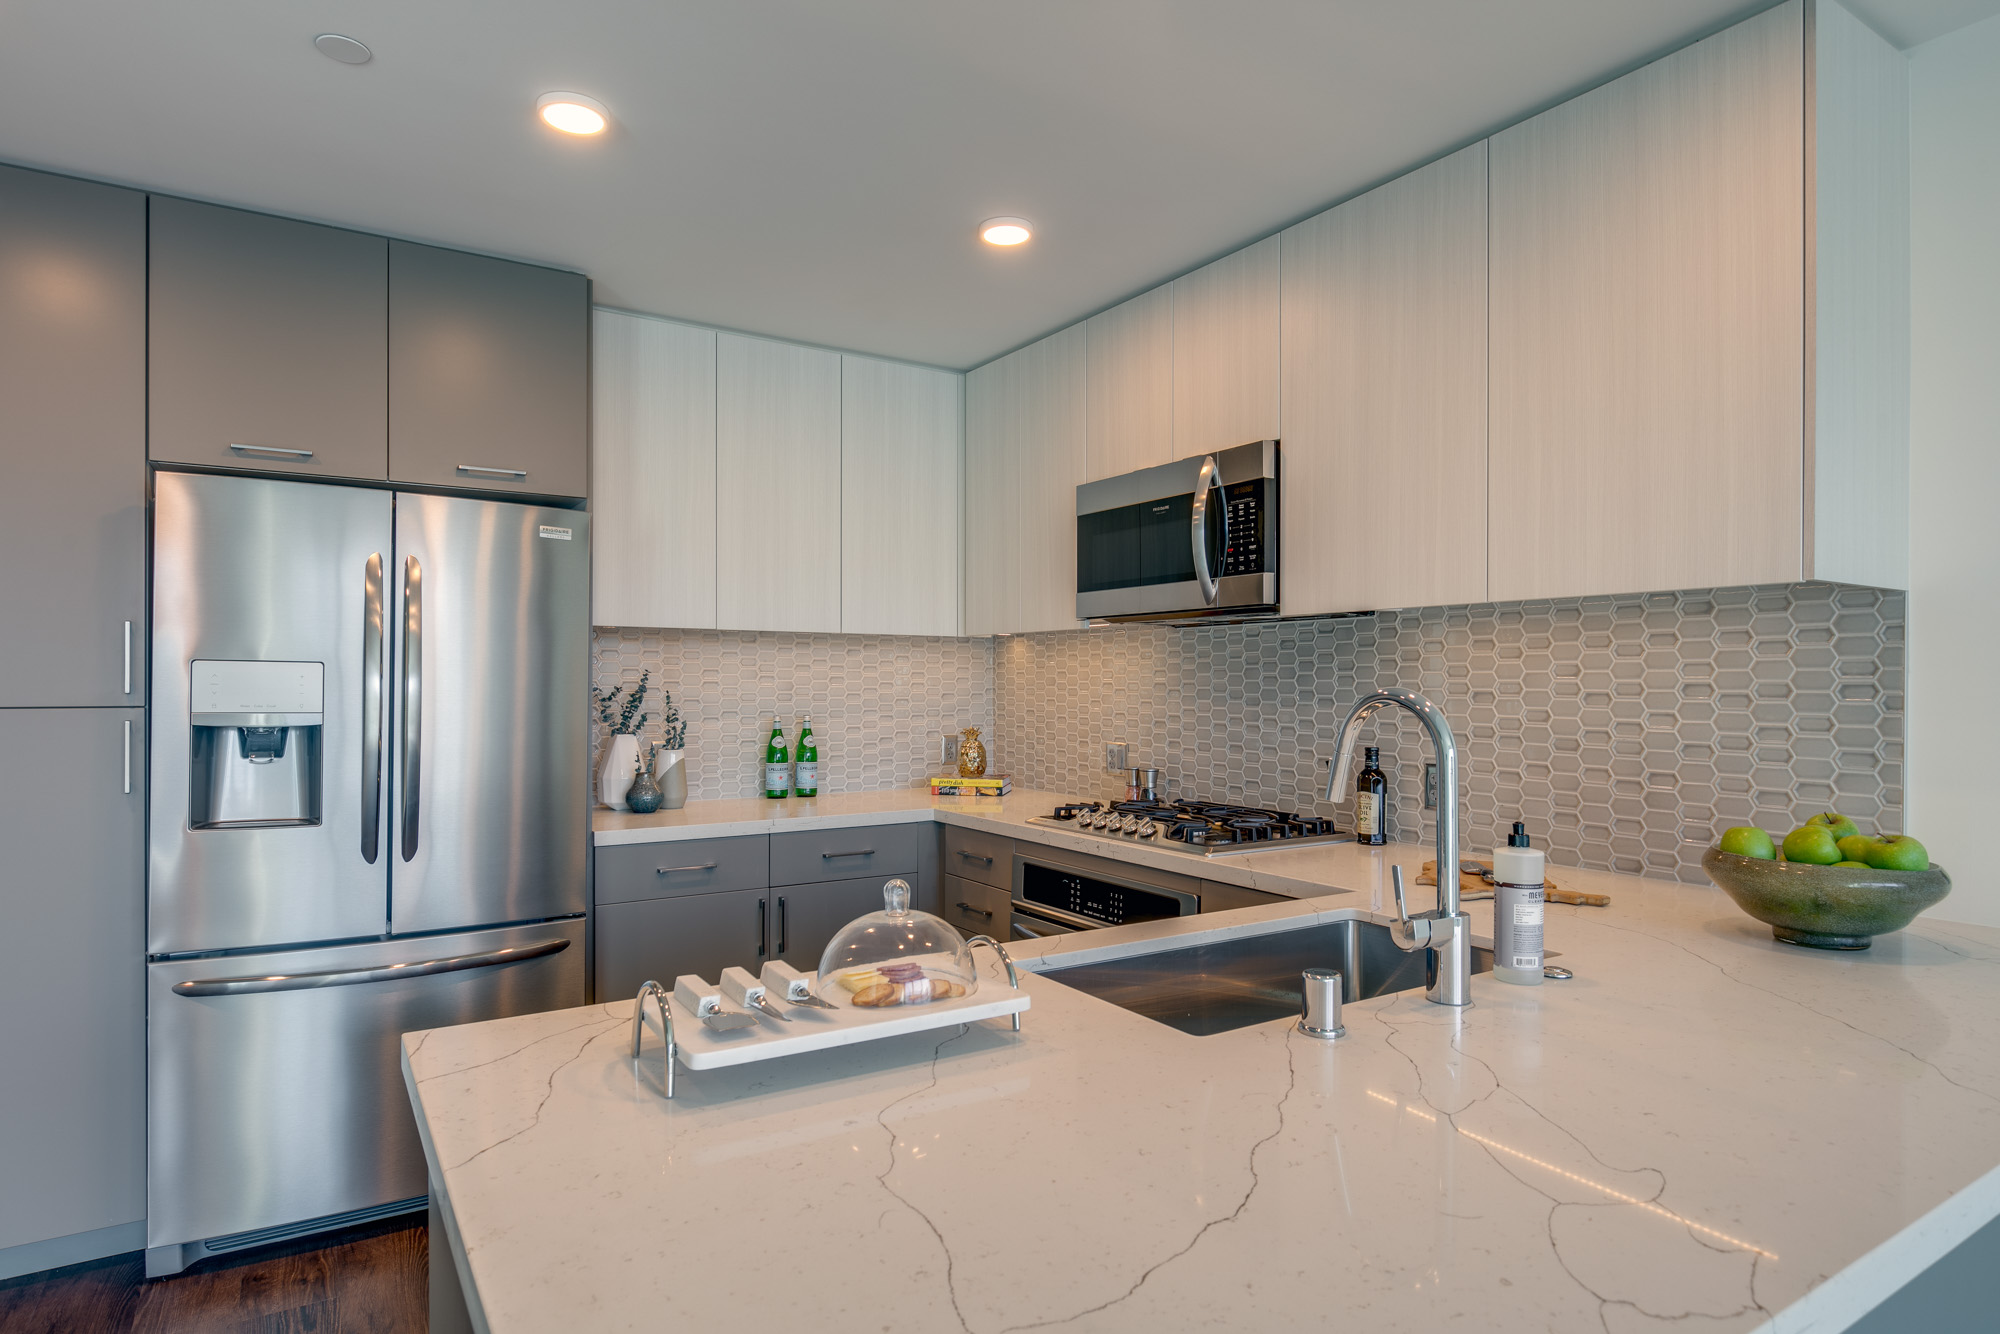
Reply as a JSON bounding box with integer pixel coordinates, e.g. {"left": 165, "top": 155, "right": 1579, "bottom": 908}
{"left": 1423, "top": 763, "right": 1438, "bottom": 810}
{"left": 941, "top": 733, "right": 960, "bottom": 766}
{"left": 1105, "top": 742, "right": 1128, "bottom": 770}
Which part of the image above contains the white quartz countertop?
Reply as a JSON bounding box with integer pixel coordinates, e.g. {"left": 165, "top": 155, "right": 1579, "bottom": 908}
{"left": 405, "top": 840, "right": 2000, "bottom": 1333}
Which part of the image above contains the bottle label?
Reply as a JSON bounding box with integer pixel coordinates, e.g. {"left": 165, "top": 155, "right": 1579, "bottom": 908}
{"left": 1495, "top": 884, "right": 1545, "bottom": 969}
{"left": 1355, "top": 792, "right": 1381, "bottom": 833}
{"left": 794, "top": 763, "right": 817, "bottom": 792}
{"left": 764, "top": 763, "right": 790, "bottom": 794}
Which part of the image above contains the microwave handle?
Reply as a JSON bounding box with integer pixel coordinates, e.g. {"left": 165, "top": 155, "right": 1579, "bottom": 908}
{"left": 1190, "top": 454, "right": 1228, "bottom": 605}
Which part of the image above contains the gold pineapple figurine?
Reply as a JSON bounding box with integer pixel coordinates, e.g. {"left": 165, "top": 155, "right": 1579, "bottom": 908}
{"left": 956, "top": 727, "right": 988, "bottom": 778}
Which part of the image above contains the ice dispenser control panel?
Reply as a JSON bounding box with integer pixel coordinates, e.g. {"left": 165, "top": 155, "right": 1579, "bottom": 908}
{"left": 190, "top": 660, "right": 325, "bottom": 722}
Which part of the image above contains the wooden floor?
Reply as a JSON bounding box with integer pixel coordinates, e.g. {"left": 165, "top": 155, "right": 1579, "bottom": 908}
{"left": 0, "top": 1215, "right": 428, "bottom": 1333}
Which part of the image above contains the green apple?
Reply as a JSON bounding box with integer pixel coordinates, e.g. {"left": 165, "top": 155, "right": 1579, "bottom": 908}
{"left": 1804, "top": 811, "right": 1861, "bottom": 842}
{"left": 1782, "top": 824, "right": 1844, "bottom": 865}
{"left": 1718, "top": 826, "right": 1777, "bottom": 860}
{"left": 1861, "top": 834, "right": 1930, "bottom": 872}
{"left": 1836, "top": 834, "right": 1875, "bottom": 863}
{"left": 1834, "top": 860, "right": 1872, "bottom": 868}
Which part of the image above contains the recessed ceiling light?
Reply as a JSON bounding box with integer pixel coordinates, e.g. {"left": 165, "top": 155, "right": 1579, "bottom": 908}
{"left": 537, "top": 92, "right": 609, "bottom": 136}
{"left": 980, "top": 217, "right": 1033, "bottom": 247}
{"left": 313, "top": 33, "right": 372, "bottom": 65}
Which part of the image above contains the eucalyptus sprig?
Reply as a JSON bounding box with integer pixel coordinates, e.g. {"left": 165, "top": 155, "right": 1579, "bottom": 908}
{"left": 656, "top": 687, "right": 686, "bottom": 750}
{"left": 592, "top": 670, "right": 652, "bottom": 736}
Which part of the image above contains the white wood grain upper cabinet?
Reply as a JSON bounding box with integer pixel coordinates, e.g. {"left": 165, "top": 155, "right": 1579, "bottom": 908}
{"left": 715, "top": 333, "right": 841, "bottom": 631}
{"left": 1281, "top": 144, "right": 1489, "bottom": 617}
{"left": 962, "top": 358, "right": 1019, "bottom": 636}
{"left": 591, "top": 311, "right": 717, "bottom": 629}
{"left": 1085, "top": 286, "right": 1174, "bottom": 481}
{"left": 1488, "top": 3, "right": 1806, "bottom": 602}
{"left": 1173, "top": 235, "right": 1280, "bottom": 461}
{"left": 961, "top": 328, "right": 1086, "bottom": 635}
{"left": 840, "top": 356, "right": 962, "bottom": 636}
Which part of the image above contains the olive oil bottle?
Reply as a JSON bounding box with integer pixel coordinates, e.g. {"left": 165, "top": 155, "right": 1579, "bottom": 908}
{"left": 1356, "top": 746, "right": 1388, "bottom": 846}
{"left": 763, "top": 719, "right": 790, "bottom": 799}
{"left": 793, "top": 717, "right": 819, "bottom": 797}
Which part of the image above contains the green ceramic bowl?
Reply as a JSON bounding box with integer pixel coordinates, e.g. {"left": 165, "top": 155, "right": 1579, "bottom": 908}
{"left": 1701, "top": 847, "right": 1952, "bottom": 949}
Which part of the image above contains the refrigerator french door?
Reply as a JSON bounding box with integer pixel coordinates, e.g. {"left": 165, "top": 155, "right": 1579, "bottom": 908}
{"left": 147, "top": 471, "right": 588, "bottom": 1275}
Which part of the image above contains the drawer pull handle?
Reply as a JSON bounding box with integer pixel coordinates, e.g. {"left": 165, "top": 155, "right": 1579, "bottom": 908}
{"left": 955, "top": 901, "right": 994, "bottom": 919}
{"left": 822, "top": 849, "right": 875, "bottom": 859}
{"left": 657, "top": 862, "right": 719, "bottom": 874}
{"left": 956, "top": 851, "right": 995, "bottom": 865}
{"left": 229, "top": 442, "right": 314, "bottom": 459}
{"left": 456, "top": 464, "right": 529, "bottom": 479}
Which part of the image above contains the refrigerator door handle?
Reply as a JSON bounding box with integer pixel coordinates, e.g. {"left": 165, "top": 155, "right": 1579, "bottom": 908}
{"left": 169, "top": 937, "right": 570, "bottom": 997}
{"left": 399, "top": 554, "right": 422, "bottom": 862}
{"left": 361, "top": 553, "right": 384, "bottom": 864}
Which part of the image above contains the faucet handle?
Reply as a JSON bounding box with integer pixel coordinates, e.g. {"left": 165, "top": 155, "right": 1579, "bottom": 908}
{"left": 1391, "top": 865, "right": 1410, "bottom": 924}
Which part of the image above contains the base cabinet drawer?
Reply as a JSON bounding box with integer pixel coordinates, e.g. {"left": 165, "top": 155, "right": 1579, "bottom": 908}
{"left": 942, "top": 826, "right": 1012, "bottom": 888}
{"left": 595, "top": 836, "right": 768, "bottom": 905}
{"left": 770, "top": 823, "right": 921, "bottom": 887}
{"left": 943, "top": 876, "right": 1010, "bottom": 940}
{"left": 595, "top": 889, "right": 769, "bottom": 1000}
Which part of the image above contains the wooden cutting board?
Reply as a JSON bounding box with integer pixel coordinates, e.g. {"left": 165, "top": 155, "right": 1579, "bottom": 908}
{"left": 1417, "top": 860, "right": 1610, "bottom": 907}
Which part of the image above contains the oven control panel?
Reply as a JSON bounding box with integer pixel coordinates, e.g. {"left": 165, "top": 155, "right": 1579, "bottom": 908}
{"left": 1019, "top": 862, "right": 1190, "bottom": 927}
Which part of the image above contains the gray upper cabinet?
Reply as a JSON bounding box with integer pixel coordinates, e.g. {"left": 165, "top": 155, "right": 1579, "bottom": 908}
{"left": 0, "top": 166, "right": 145, "bottom": 707}
{"left": 149, "top": 197, "right": 388, "bottom": 480}
{"left": 388, "top": 241, "right": 590, "bottom": 498}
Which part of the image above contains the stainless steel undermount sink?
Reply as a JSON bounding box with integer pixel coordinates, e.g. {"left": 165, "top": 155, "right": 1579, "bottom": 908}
{"left": 1039, "top": 919, "right": 1495, "bottom": 1036}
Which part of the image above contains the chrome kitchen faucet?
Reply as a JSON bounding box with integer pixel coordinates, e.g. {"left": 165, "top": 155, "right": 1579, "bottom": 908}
{"left": 1325, "top": 687, "right": 1473, "bottom": 1008}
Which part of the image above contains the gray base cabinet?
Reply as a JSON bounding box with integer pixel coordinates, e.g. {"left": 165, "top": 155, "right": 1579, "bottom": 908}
{"left": 771, "top": 876, "right": 894, "bottom": 970}
{"left": 0, "top": 165, "right": 145, "bottom": 708}
{"left": 597, "top": 888, "right": 771, "bottom": 999}
{"left": 0, "top": 708, "right": 145, "bottom": 1255}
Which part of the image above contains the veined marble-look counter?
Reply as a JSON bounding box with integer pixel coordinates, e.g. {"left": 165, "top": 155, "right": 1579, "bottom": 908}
{"left": 406, "top": 838, "right": 2000, "bottom": 1333}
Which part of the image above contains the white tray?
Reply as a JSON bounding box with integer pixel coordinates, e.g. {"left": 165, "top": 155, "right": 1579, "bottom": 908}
{"left": 665, "top": 977, "right": 1028, "bottom": 1071}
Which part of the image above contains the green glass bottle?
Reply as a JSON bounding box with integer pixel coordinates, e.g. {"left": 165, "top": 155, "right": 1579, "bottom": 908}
{"left": 763, "top": 718, "right": 790, "bottom": 799}
{"left": 793, "top": 717, "right": 818, "bottom": 797}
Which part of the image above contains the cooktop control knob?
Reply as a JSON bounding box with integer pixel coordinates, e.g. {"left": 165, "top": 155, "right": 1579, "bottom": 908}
{"left": 1137, "top": 819, "right": 1159, "bottom": 839}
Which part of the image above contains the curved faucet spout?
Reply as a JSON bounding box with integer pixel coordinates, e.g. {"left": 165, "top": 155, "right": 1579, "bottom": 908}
{"left": 1325, "top": 687, "right": 1471, "bottom": 1007}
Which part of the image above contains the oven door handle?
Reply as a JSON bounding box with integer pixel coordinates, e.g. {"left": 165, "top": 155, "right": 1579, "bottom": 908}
{"left": 1011, "top": 900, "right": 1107, "bottom": 933}
{"left": 1189, "top": 453, "right": 1226, "bottom": 606}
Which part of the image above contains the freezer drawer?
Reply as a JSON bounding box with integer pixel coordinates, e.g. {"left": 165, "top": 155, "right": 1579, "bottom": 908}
{"left": 146, "top": 918, "right": 583, "bottom": 1252}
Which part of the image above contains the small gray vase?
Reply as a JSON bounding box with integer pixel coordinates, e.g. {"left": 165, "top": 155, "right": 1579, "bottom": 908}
{"left": 625, "top": 765, "right": 664, "bottom": 814}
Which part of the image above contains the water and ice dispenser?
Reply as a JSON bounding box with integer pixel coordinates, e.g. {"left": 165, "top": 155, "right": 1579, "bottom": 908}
{"left": 187, "top": 659, "right": 326, "bottom": 829}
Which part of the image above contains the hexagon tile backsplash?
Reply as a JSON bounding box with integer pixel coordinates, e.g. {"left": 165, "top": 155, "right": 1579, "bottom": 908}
{"left": 594, "top": 582, "right": 1903, "bottom": 887}
{"left": 992, "top": 583, "right": 1904, "bottom": 885}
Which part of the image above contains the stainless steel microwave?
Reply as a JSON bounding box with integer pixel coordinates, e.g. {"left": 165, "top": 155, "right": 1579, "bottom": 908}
{"left": 1075, "top": 440, "right": 1279, "bottom": 622}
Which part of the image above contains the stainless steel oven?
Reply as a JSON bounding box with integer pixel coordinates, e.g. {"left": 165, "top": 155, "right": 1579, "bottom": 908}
{"left": 1010, "top": 855, "right": 1201, "bottom": 940}
{"left": 1075, "top": 439, "right": 1278, "bottom": 623}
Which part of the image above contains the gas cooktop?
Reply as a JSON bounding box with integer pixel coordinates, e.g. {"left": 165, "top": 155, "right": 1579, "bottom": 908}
{"left": 1027, "top": 799, "right": 1356, "bottom": 858}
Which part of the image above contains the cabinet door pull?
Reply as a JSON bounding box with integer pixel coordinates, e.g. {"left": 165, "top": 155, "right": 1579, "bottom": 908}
{"left": 123, "top": 719, "right": 132, "bottom": 795}
{"left": 956, "top": 850, "right": 994, "bottom": 866}
{"left": 123, "top": 620, "right": 133, "bottom": 695}
{"left": 777, "top": 897, "right": 787, "bottom": 954}
{"left": 656, "top": 862, "right": 718, "bottom": 875}
{"left": 757, "top": 898, "right": 768, "bottom": 958}
{"left": 229, "top": 443, "right": 314, "bottom": 459}
{"left": 455, "top": 464, "right": 529, "bottom": 480}
{"left": 955, "top": 901, "right": 993, "bottom": 919}
{"left": 822, "top": 849, "right": 875, "bottom": 859}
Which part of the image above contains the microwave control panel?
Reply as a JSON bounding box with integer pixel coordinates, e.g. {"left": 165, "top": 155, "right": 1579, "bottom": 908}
{"left": 1218, "top": 479, "right": 1271, "bottom": 578}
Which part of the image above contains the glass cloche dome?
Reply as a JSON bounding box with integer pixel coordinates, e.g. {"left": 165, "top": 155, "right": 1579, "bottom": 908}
{"left": 817, "top": 879, "right": 979, "bottom": 1008}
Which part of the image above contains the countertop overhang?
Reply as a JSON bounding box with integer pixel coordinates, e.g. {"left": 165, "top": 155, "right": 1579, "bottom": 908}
{"left": 407, "top": 800, "right": 2000, "bottom": 1332}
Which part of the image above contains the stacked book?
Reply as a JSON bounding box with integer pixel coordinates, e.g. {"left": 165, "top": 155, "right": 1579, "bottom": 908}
{"left": 928, "top": 774, "right": 1012, "bottom": 797}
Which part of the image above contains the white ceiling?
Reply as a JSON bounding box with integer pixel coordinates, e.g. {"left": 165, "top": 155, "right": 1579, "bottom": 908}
{"left": 1, "top": 0, "right": 1989, "bottom": 369}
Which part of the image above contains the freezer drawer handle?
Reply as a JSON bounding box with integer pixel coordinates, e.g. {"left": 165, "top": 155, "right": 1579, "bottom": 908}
{"left": 170, "top": 938, "right": 570, "bottom": 997}
{"left": 455, "top": 464, "right": 529, "bottom": 480}
{"left": 228, "top": 443, "right": 314, "bottom": 459}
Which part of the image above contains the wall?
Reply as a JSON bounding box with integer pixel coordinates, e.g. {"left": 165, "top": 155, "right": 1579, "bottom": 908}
{"left": 591, "top": 628, "right": 993, "bottom": 802}
{"left": 1907, "top": 13, "right": 2000, "bottom": 928}
{"left": 993, "top": 584, "right": 1905, "bottom": 885}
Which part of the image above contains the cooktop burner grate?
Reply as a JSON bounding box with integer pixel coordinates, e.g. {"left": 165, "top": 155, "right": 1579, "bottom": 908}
{"left": 1031, "top": 799, "right": 1355, "bottom": 857}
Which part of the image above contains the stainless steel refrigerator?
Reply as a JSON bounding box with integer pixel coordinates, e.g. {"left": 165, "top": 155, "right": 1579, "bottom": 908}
{"left": 145, "top": 470, "right": 588, "bottom": 1276}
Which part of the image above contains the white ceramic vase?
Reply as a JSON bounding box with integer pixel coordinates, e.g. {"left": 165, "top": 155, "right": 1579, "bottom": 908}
{"left": 599, "top": 733, "right": 640, "bottom": 811}
{"left": 653, "top": 748, "right": 688, "bottom": 810}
